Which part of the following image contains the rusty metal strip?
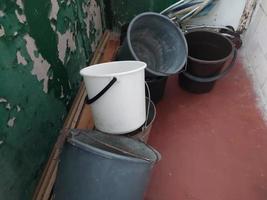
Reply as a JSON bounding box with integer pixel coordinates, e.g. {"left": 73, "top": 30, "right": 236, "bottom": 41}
{"left": 238, "top": 0, "right": 258, "bottom": 33}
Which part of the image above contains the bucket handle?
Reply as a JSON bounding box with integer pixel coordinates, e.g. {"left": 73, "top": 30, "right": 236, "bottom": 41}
{"left": 182, "top": 48, "right": 237, "bottom": 83}
{"left": 179, "top": 59, "right": 188, "bottom": 74}
{"left": 86, "top": 77, "right": 117, "bottom": 104}
{"left": 144, "top": 82, "right": 151, "bottom": 129}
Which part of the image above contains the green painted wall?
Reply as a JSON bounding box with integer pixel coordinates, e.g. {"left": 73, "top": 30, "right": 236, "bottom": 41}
{"left": 0, "top": 0, "right": 103, "bottom": 199}
{"left": 106, "top": 0, "right": 177, "bottom": 30}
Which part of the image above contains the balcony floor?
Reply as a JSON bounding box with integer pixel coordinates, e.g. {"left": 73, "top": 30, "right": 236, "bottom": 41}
{"left": 146, "top": 57, "right": 267, "bottom": 200}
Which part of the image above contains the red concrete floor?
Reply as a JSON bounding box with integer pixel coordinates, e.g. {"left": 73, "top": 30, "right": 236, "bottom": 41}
{"left": 145, "top": 57, "right": 267, "bottom": 200}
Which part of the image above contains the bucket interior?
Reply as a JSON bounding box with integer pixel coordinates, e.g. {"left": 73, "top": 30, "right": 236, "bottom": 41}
{"left": 128, "top": 13, "right": 187, "bottom": 75}
{"left": 69, "top": 130, "right": 159, "bottom": 162}
{"left": 80, "top": 61, "right": 146, "bottom": 77}
{"left": 186, "top": 31, "right": 233, "bottom": 61}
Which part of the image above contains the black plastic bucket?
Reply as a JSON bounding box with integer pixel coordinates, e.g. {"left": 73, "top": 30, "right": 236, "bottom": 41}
{"left": 146, "top": 76, "right": 168, "bottom": 104}
{"left": 179, "top": 30, "right": 237, "bottom": 93}
{"left": 54, "top": 129, "right": 160, "bottom": 200}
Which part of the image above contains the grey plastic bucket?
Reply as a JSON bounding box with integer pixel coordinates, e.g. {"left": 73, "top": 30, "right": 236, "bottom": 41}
{"left": 54, "top": 129, "right": 161, "bottom": 200}
{"left": 126, "top": 98, "right": 156, "bottom": 143}
{"left": 117, "top": 12, "right": 188, "bottom": 77}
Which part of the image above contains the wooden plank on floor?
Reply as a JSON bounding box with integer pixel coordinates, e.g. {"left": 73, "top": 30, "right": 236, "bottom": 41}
{"left": 70, "top": 31, "right": 111, "bottom": 129}
{"left": 33, "top": 31, "right": 111, "bottom": 200}
{"left": 100, "top": 35, "right": 120, "bottom": 63}
{"left": 76, "top": 104, "right": 94, "bottom": 129}
{"left": 75, "top": 35, "right": 120, "bottom": 129}
{"left": 33, "top": 132, "right": 67, "bottom": 200}
{"left": 62, "top": 31, "right": 110, "bottom": 130}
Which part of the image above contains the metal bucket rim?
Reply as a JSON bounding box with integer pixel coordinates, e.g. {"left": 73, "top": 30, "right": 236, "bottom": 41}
{"left": 68, "top": 130, "right": 160, "bottom": 164}
{"left": 185, "top": 30, "right": 234, "bottom": 64}
{"left": 127, "top": 12, "right": 188, "bottom": 76}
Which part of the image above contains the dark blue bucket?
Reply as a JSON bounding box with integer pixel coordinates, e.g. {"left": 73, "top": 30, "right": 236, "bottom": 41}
{"left": 54, "top": 129, "right": 160, "bottom": 200}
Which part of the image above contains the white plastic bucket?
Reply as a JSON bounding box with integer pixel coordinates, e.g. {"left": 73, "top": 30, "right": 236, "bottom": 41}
{"left": 80, "top": 61, "right": 147, "bottom": 134}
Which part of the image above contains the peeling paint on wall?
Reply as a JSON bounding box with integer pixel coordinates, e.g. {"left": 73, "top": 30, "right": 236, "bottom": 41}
{"left": 49, "top": 0, "right": 59, "bottom": 31}
{"left": 16, "top": 51, "right": 27, "bottom": 65}
{"left": 0, "top": 25, "right": 5, "bottom": 37}
{"left": 0, "top": 10, "right": 5, "bottom": 17}
{"left": 24, "top": 34, "right": 51, "bottom": 93}
{"left": 16, "top": 0, "right": 24, "bottom": 10}
{"left": 7, "top": 117, "right": 16, "bottom": 127}
{"left": 57, "top": 30, "right": 76, "bottom": 63}
{"left": 0, "top": 0, "right": 104, "bottom": 199}
{"left": 16, "top": 105, "right": 21, "bottom": 112}
{"left": 49, "top": 0, "right": 59, "bottom": 20}
{"left": 0, "top": 98, "right": 7, "bottom": 103}
{"left": 15, "top": 10, "right": 26, "bottom": 24}
{"left": 15, "top": 0, "right": 26, "bottom": 24}
{"left": 5, "top": 103, "right": 11, "bottom": 110}
{"left": 85, "top": 0, "right": 103, "bottom": 50}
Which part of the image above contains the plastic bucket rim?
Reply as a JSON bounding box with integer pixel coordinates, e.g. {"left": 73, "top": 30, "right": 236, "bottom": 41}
{"left": 127, "top": 12, "right": 188, "bottom": 76}
{"left": 185, "top": 30, "right": 234, "bottom": 64}
{"left": 68, "top": 130, "right": 160, "bottom": 164}
{"left": 80, "top": 60, "right": 147, "bottom": 78}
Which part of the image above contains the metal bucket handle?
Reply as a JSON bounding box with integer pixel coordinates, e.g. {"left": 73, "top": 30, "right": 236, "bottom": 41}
{"left": 144, "top": 82, "right": 151, "bottom": 129}
{"left": 86, "top": 77, "right": 117, "bottom": 104}
{"left": 185, "top": 25, "right": 235, "bottom": 33}
{"left": 179, "top": 59, "right": 188, "bottom": 74}
{"left": 185, "top": 25, "right": 237, "bottom": 40}
{"left": 85, "top": 79, "right": 151, "bottom": 130}
{"left": 182, "top": 48, "right": 237, "bottom": 83}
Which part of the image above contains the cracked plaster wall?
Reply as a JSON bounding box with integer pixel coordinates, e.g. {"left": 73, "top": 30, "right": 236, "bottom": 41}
{"left": 0, "top": 0, "right": 103, "bottom": 199}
